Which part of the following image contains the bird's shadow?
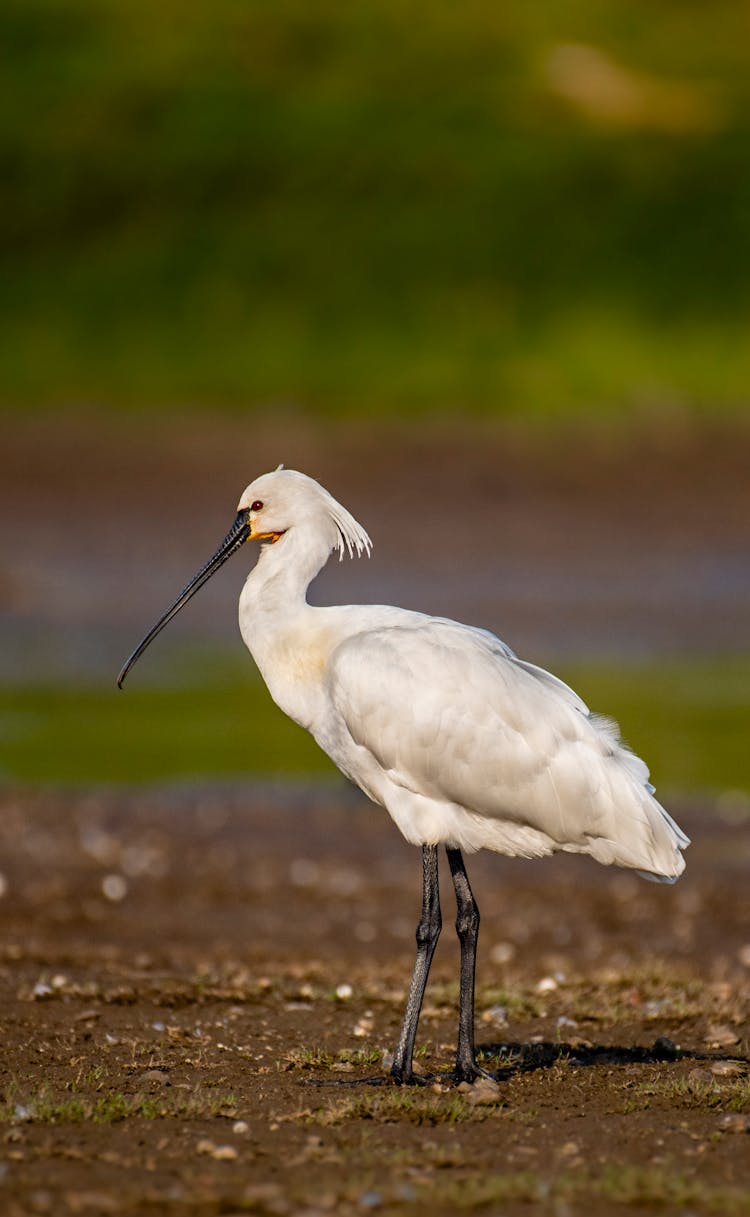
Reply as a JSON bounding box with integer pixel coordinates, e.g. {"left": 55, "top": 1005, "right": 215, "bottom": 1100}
{"left": 476, "top": 1036, "right": 746, "bottom": 1081}
{"left": 305, "top": 1036, "right": 748, "bottom": 1088}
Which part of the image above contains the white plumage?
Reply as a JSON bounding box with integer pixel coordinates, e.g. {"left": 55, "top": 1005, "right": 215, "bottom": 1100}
{"left": 118, "top": 466, "right": 689, "bottom": 1084}
{"left": 236, "top": 469, "right": 687, "bottom": 881}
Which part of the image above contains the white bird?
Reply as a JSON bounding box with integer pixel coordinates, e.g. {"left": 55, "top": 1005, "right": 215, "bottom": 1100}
{"left": 118, "top": 468, "right": 689, "bottom": 1085}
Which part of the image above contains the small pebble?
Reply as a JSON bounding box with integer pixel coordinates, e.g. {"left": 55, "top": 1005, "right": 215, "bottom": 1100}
{"left": 710, "top": 1060, "right": 746, "bottom": 1078}
{"left": 536, "top": 976, "right": 557, "bottom": 993}
{"left": 489, "top": 941, "right": 515, "bottom": 965}
{"left": 705, "top": 1025, "right": 739, "bottom": 1048}
{"left": 101, "top": 874, "right": 128, "bottom": 902}
{"left": 233, "top": 1121, "right": 249, "bottom": 1135}
{"left": 359, "top": 1191, "right": 382, "bottom": 1208}
{"left": 465, "top": 1077, "right": 502, "bottom": 1106}
{"left": 481, "top": 1004, "right": 508, "bottom": 1026}
{"left": 335, "top": 983, "right": 353, "bottom": 1000}
{"left": 717, "top": 1113, "right": 750, "bottom": 1134}
{"left": 687, "top": 1068, "right": 713, "bottom": 1085}
{"left": 211, "top": 1145, "right": 238, "bottom": 1161}
{"left": 139, "top": 1069, "right": 169, "bottom": 1086}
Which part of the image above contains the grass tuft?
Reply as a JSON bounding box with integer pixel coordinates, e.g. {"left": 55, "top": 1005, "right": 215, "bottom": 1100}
{"left": 1, "top": 1086, "right": 237, "bottom": 1125}
{"left": 302, "top": 1089, "right": 495, "bottom": 1127}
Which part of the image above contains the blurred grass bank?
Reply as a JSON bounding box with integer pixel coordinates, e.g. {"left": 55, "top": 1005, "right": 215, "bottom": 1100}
{"left": 1, "top": 656, "right": 748, "bottom": 795}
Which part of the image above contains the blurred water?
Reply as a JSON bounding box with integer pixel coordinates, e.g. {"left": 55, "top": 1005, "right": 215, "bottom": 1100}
{"left": 3, "top": 417, "right": 749, "bottom": 683}
{"left": 3, "top": 538, "right": 749, "bottom": 683}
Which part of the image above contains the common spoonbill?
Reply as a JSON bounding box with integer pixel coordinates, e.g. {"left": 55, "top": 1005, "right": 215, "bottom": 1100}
{"left": 118, "top": 468, "right": 689, "bottom": 1084}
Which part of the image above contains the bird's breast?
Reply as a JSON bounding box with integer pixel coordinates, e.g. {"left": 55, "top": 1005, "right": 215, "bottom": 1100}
{"left": 244, "top": 620, "right": 335, "bottom": 731}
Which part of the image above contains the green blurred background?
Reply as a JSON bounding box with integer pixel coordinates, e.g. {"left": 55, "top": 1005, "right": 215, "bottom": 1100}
{"left": 3, "top": 0, "right": 750, "bottom": 416}
{"left": 1, "top": 0, "right": 749, "bottom": 796}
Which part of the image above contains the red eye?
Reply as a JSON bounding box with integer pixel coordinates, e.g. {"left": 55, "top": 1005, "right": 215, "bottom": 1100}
{"left": 251, "top": 500, "right": 263, "bottom": 511}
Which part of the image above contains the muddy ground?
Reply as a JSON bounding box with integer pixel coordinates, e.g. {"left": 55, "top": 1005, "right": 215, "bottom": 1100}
{"left": 1, "top": 414, "right": 750, "bottom": 1214}
{"left": 0, "top": 785, "right": 748, "bottom": 1216}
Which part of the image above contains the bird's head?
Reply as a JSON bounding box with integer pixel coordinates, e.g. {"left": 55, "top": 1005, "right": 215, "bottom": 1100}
{"left": 116, "top": 467, "right": 370, "bottom": 688}
{"left": 237, "top": 467, "right": 371, "bottom": 560}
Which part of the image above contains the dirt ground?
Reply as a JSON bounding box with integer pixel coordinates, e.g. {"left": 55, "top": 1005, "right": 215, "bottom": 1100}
{"left": 0, "top": 784, "right": 748, "bottom": 1217}
{"left": 1, "top": 413, "right": 750, "bottom": 1214}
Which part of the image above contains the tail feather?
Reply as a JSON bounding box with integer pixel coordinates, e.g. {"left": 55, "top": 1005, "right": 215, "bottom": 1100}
{"left": 586, "top": 713, "right": 689, "bottom": 882}
{"left": 586, "top": 787, "right": 689, "bottom": 881}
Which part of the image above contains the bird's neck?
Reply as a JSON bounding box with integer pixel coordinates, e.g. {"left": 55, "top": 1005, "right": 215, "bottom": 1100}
{"left": 237, "top": 526, "right": 335, "bottom": 728}
{"left": 239, "top": 524, "right": 331, "bottom": 628}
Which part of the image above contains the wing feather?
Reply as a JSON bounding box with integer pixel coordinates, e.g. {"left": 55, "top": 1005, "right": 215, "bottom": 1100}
{"left": 326, "top": 617, "right": 687, "bottom": 878}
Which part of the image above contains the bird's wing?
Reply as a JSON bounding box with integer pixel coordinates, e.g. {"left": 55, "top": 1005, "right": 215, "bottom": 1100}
{"left": 326, "top": 617, "right": 687, "bottom": 876}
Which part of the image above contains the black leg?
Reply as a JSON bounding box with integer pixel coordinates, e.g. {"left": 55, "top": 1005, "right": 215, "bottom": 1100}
{"left": 446, "top": 846, "right": 485, "bottom": 1082}
{"left": 390, "top": 844, "right": 441, "bottom": 1084}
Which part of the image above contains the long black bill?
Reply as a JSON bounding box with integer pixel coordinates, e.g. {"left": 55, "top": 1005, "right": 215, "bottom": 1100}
{"left": 117, "top": 508, "right": 251, "bottom": 689}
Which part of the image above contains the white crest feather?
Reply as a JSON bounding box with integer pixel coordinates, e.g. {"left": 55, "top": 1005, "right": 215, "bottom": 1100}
{"left": 320, "top": 485, "right": 372, "bottom": 561}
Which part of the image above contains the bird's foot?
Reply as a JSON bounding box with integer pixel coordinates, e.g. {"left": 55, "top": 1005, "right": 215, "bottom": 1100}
{"left": 303, "top": 1053, "right": 492, "bottom": 1089}
{"left": 442, "top": 1058, "right": 497, "bottom": 1086}
{"left": 305, "top": 1063, "right": 496, "bottom": 1089}
{"left": 389, "top": 1065, "right": 430, "bottom": 1087}
{"left": 392, "top": 1057, "right": 496, "bottom": 1088}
